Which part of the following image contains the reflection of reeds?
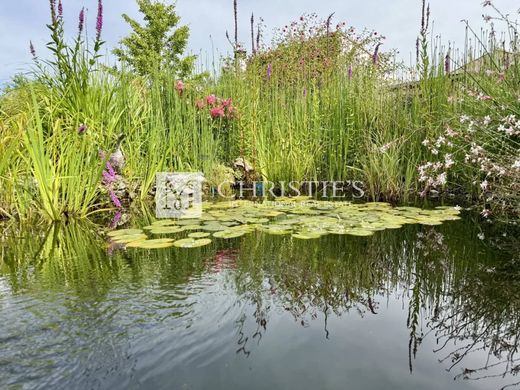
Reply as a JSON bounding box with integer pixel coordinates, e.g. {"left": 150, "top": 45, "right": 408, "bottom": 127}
{"left": 1, "top": 216, "right": 518, "bottom": 385}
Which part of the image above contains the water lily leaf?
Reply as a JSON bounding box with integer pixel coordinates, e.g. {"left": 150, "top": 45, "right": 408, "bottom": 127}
{"left": 151, "top": 220, "right": 178, "bottom": 227}
{"left": 346, "top": 229, "right": 375, "bottom": 236}
{"left": 213, "top": 230, "right": 246, "bottom": 239}
{"left": 176, "top": 219, "right": 202, "bottom": 226}
{"left": 292, "top": 232, "right": 322, "bottom": 240}
{"left": 173, "top": 238, "right": 212, "bottom": 248}
{"left": 127, "top": 239, "right": 175, "bottom": 249}
{"left": 188, "top": 232, "right": 211, "bottom": 238}
{"left": 107, "top": 229, "right": 144, "bottom": 237}
{"left": 201, "top": 223, "right": 228, "bottom": 232}
{"left": 112, "top": 234, "right": 148, "bottom": 244}
{"left": 149, "top": 226, "right": 186, "bottom": 234}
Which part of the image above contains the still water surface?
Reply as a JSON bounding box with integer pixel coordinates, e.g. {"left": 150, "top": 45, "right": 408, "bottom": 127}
{"left": 0, "top": 213, "right": 519, "bottom": 389}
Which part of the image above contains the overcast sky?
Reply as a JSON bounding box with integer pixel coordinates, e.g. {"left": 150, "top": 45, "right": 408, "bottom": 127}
{"left": 0, "top": 0, "right": 518, "bottom": 84}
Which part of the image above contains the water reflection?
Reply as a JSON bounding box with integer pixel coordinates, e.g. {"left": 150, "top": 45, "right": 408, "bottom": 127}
{"left": 0, "top": 216, "right": 518, "bottom": 389}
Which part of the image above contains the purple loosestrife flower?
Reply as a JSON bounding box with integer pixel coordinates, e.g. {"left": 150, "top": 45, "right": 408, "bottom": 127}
{"left": 109, "top": 191, "right": 122, "bottom": 209}
{"left": 106, "top": 161, "right": 116, "bottom": 177}
{"left": 373, "top": 43, "right": 382, "bottom": 65}
{"left": 348, "top": 65, "right": 353, "bottom": 79}
{"left": 110, "top": 211, "right": 122, "bottom": 229}
{"left": 29, "top": 41, "right": 36, "bottom": 58}
{"left": 78, "top": 8, "right": 85, "bottom": 34}
{"left": 57, "top": 0, "right": 63, "bottom": 18}
{"left": 49, "top": 0, "right": 57, "bottom": 23}
{"left": 78, "top": 123, "right": 87, "bottom": 135}
{"left": 444, "top": 53, "right": 451, "bottom": 73}
{"left": 102, "top": 162, "right": 119, "bottom": 185}
{"left": 267, "top": 63, "right": 272, "bottom": 79}
{"left": 96, "top": 0, "right": 104, "bottom": 41}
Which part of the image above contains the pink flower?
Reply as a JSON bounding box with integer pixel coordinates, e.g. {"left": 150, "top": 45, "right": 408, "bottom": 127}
{"left": 206, "top": 95, "right": 217, "bottom": 105}
{"left": 195, "top": 100, "right": 205, "bottom": 109}
{"left": 175, "top": 80, "right": 184, "bottom": 95}
{"left": 226, "top": 106, "right": 235, "bottom": 119}
{"left": 222, "top": 98, "right": 233, "bottom": 108}
{"left": 210, "top": 107, "right": 225, "bottom": 118}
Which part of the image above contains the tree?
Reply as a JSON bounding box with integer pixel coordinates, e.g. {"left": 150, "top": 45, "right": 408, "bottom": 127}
{"left": 113, "top": 0, "right": 195, "bottom": 78}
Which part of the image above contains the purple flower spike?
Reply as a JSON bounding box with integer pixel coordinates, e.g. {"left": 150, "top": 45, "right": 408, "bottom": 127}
{"left": 348, "top": 65, "right": 353, "bottom": 79}
{"left": 106, "top": 161, "right": 116, "bottom": 177}
{"left": 78, "top": 8, "right": 85, "bottom": 34}
{"left": 96, "top": 0, "right": 104, "bottom": 41}
{"left": 109, "top": 191, "right": 122, "bottom": 209}
{"left": 78, "top": 123, "right": 87, "bottom": 134}
{"left": 303, "top": 88, "right": 307, "bottom": 97}
{"left": 267, "top": 63, "right": 272, "bottom": 79}
{"left": 29, "top": 41, "right": 36, "bottom": 58}
{"left": 58, "top": 0, "right": 63, "bottom": 18}
{"left": 50, "top": 0, "right": 57, "bottom": 24}
{"left": 373, "top": 43, "right": 382, "bottom": 65}
{"left": 444, "top": 53, "right": 451, "bottom": 74}
{"left": 110, "top": 211, "right": 123, "bottom": 229}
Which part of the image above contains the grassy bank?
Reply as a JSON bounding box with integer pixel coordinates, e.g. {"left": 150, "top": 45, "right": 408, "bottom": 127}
{"left": 0, "top": 0, "right": 518, "bottom": 223}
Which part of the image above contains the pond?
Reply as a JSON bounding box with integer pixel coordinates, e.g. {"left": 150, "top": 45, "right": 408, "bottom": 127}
{"left": 0, "top": 201, "right": 519, "bottom": 390}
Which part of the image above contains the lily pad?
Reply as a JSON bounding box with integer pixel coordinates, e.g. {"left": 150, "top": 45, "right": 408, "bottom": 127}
{"left": 107, "top": 229, "right": 144, "bottom": 238}
{"left": 173, "top": 238, "right": 212, "bottom": 248}
{"left": 292, "top": 232, "right": 322, "bottom": 240}
{"left": 213, "top": 230, "right": 246, "bottom": 239}
{"left": 127, "top": 239, "right": 175, "bottom": 249}
{"left": 346, "top": 229, "right": 375, "bottom": 237}
{"left": 188, "top": 232, "right": 211, "bottom": 238}
{"left": 149, "top": 226, "right": 186, "bottom": 234}
{"left": 111, "top": 234, "right": 148, "bottom": 244}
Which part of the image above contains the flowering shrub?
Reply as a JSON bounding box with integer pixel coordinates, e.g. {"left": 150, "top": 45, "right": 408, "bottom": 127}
{"left": 248, "top": 13, "right": 387, "bottom": 83}
{"left": 196, "top": 95, "right": 236, "bottom": 120}
{"left": 418, "top": 111, "right": 520, "bottom": 220}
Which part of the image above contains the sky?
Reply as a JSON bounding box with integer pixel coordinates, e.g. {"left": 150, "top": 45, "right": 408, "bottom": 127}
{"left": 0, "top": 0, "right": 518, "bottom": 84}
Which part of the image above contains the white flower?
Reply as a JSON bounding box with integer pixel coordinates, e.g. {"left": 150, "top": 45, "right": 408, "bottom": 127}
{"left": 483, "top": 115, "right": 492, "bottom": 125}
{"left": 444, "top": 154, "right": 454, "bottom": 169}
{"left": 379, "top": 143, "right": 391, "bottom": 153}
{"left": 436, "top": 172, "right": 447, "bottom": 186}
{"left": 480, "top": 180, "right": 488, "bottom": 190}
{"left": 454, "top": 205, "right": 462, "bottom": 211}
{"left": 512, "top": 160, "right": 520, "bottom": 170}
{"left": 446, "top": 127, "right": 458, "bottom": 137}
{"left": 477, "top": 233, "right": 485, "bottom": 240}
{"left": 421, "top": 139, "right": 430, "bottom": 146}
{"left": 460, "top": 115, "right": 470, "bottom": 124}
{"left": 481, "top": 209, "right": 491, "bottom": 218}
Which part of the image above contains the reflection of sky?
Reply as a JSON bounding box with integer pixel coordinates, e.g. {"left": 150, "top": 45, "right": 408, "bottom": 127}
{"left": 120, "top": 284, "right": 501, "bottom": 390}
{"left": 1, "top": 0, "right": 519, "bottom": 84}
{"left": 0, "top": 268, "right": 505, "bottom": 389}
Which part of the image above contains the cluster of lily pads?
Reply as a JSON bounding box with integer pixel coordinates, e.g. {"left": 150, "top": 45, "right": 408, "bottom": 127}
{"left": 107, "top": 199, "right": 461, "bottom": 249}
